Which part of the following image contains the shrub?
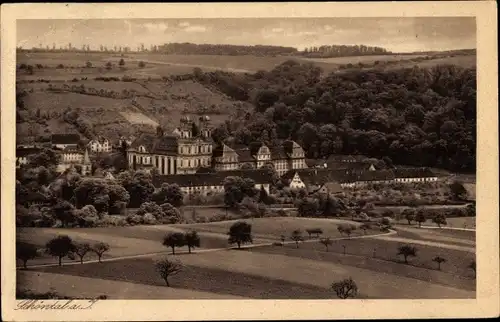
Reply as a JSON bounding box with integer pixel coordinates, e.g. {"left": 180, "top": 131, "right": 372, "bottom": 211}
{"left": 331, "top": 277, "right": 358, "bottom": 299}
{"left": 99, "top": 214, "right": 127, "bottom": 227}
{"left": 143, "top": 213, "right": 157, "bottom": 225}
{"left": 126, "top": 214, "right": 143, "bottom": 225}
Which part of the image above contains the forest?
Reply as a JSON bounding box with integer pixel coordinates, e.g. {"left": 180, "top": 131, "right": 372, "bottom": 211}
{"left": 198, "top": 60, "right": 476, "bottom": 173}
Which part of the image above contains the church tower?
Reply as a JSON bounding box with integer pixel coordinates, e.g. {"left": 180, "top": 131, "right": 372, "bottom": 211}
{"left": 179, "top": 116, "right": 193, "bottom": 139}
{"left": 82, "top": 148, "right": 92, "bottom": 176}
{"left": 198, "top": 115, "right": 212, "bottom": 139}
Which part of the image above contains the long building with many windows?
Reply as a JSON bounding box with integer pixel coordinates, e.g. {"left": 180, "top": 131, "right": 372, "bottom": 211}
{"left": 212, "top": 140, "right": 308, "bottom": 175}
{"left": 127, "top": 116, "right": 213, "bottom": 175}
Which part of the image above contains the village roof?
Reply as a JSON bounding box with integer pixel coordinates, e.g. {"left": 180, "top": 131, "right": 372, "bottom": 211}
{"left": 59, "top": 146, "right": 83, "bottom": 154}
{"left": 283, "top": 140, "right": 303, "bottom": 156}
{"left": 235, "top": 147, "right": 255, "bottom": 162}
{"left": 152, "top": 169, "right": 272, "bottom": 188}
{"left": 269, "top": 146, "right": 288, "bottom": 160}
{"left": 326, "top": 160, "right": 375, "bottom": 171}
{"left": 16, "top": 147, "right": 42, "bottom": 157}
{"left": 340, "top": 169, "right": 395, "bottom": 183}
{"left": 88, "top": 136, "right": 109, "bottom": 144}
{"left": 327, "top": 154, "right": 368, "bottom": 163}
{"left": 393, "top": 167, "right": 436, "bottom": 178}
{"left": 283, "top": 168, "right": 396, "bottom": 185}
{"left": 51, "top": 134, "right": 80, "bottom": 145}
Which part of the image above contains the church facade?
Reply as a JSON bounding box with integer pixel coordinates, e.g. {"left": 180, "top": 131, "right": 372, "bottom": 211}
{"left": 127, "top": 116, "right": 213, "bottom": 175}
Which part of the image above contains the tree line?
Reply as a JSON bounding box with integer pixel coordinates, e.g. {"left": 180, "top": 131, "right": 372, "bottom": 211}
{"left": 301, "top": 44, "right": 391, "bottom": 58}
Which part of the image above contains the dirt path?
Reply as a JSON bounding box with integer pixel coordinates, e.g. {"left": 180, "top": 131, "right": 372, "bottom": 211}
{"left": 18, "top": 229, "right": 397, "bottom": 270}
{"left": 371, "top": 235, "right": 475, "bottom": 253}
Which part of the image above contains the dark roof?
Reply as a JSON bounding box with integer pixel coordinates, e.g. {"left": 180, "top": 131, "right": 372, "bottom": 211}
{"left": 282, "top": 169, "right": 336, "bottom": 186}
{"left": 326, "top": 160, "right": 374, "bottom": 171}
{"left": 393, "top": 167, "right": 436, "bottom": 178}
{"left": 342, "top": 169, "right": 395, "bottom": 182}
{"left": 235, "top": 147, "right": 255, "bottom": 162}
{"left": 283, "top": 168, "right": 396, "bottom": 185}
{"left": 269, "top": 146, "right": 287, "bottom": 160}
{"left": 16, "top": 147, "right": 42, "bottom": 157}
{"left": 130, "top": 134, "right": 179, "bottom": 154}
{"left": 153, "top": 169, "right": 272, "bottom": 188}
{"left": 51, "top": 134, "right": 80, "bottom": 145}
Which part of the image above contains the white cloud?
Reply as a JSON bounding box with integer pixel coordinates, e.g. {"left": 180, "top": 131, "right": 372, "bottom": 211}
{"left": 184, "top": 25, "right": 207, "bottom": 33}
{"left": 143, "top": 22, "right": 168, "bottom": 32}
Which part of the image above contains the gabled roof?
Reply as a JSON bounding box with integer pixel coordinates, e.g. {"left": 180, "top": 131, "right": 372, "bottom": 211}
{"left": 283, "top": 140, "right": 303, "bottom": 156}
{"left": 51, "top": 134, "right": 80, "bottom": 145}
{"left": 88, "top": 137, "right": 109, "bottom": 144}
{"left": 269, "top": 146, "right": 288, "bottom": 160}
{"left": 152, "top": 169, "right": 272, "bottom": 188}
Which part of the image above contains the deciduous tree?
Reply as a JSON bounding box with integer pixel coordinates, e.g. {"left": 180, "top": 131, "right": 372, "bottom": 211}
{"left": 92, "top": 242, "right": 110, "bottom": 263}
{"left": 228, "top": 221, "right": 253, "bottom": 249}
{"left": 163, "top": 232, "right": 186, "bottom": 255}
{"left": 331, "top": 277, "right": 358, "bottom": 299}
{"left": 16, "top": 242, "right": 39, "bottom": 269}
{"left": 290, "top": 229, "right": 304, "bottom": 248}
{"left": 397, "top": 245, "right": 417, "bottom": 264}
{"left": 155, "top": 258, "right": 183, "bottom": 287}
{"left": 45, "top": 235, "right": 76, "bottom": 266}
{"left": 184, "top": 231, "right": 201, "bottom": 254}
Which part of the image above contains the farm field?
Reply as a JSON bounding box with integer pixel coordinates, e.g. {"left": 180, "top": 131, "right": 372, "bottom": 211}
{"left": 17, "top": 216, "right": 475, "bottom": 299}
{"left": 172, "top": 217, "right": 380, "bottom": 240}
{"left": 18, "top": 52, "right": 477, "bottom": 79}
{"left": 17, "top": 271, "right": 246, "bottom": 299}
{"left": 393, "top": 216, "right": 476, "bottom": 230}
{"left": 25, "top": 242, "right": 474, "bottom": 299}
{"left": 16, "top": 217, "right": 372, "bottom": 266}
{"left": 16, "top": 78, "right": 243, "bottom": 142}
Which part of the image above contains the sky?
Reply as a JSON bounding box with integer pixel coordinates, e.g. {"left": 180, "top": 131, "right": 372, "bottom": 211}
{"left": 17, "top": 17, "right": 476, "bottom": 53}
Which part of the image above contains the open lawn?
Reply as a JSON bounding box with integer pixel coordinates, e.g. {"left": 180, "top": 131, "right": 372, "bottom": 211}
{"left": 393, "top": 217, "right": 476, "bottom": 230}
{"left": 173, "top": 217, "right": 379, "bottom": 241}
{"left": 17, "top": 271, "right": 245, "bottom": 299}
{"left": 251, "top": 236, "right": 475, "bottom": 289}
{"left": 28, "top": 247, "right": 474, "bottom": 299}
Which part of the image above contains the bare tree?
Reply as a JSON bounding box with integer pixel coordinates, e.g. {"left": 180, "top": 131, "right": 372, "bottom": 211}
{"left": 92, "top": 242, "right": 110, "bottom": 263}
{"left": 331, "top": 277, "right": 358, "bottom": 299}
{"left": 74, "top": 242, "right": 91, "bottom": 264}
{"left": 155, "top": 258, "right": 183, "bottom": 287}
{"left": 319, "top": 237, "right": 333, "bottom": 251}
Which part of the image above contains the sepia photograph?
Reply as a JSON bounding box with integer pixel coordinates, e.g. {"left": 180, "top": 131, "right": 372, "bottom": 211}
{"left": 1, "top": 2, "right": 498, "bottom": 321}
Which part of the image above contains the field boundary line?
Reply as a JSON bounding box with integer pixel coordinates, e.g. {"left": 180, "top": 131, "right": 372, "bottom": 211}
{"left": 18, "top": 229, "right": 397, "bottom": 270}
